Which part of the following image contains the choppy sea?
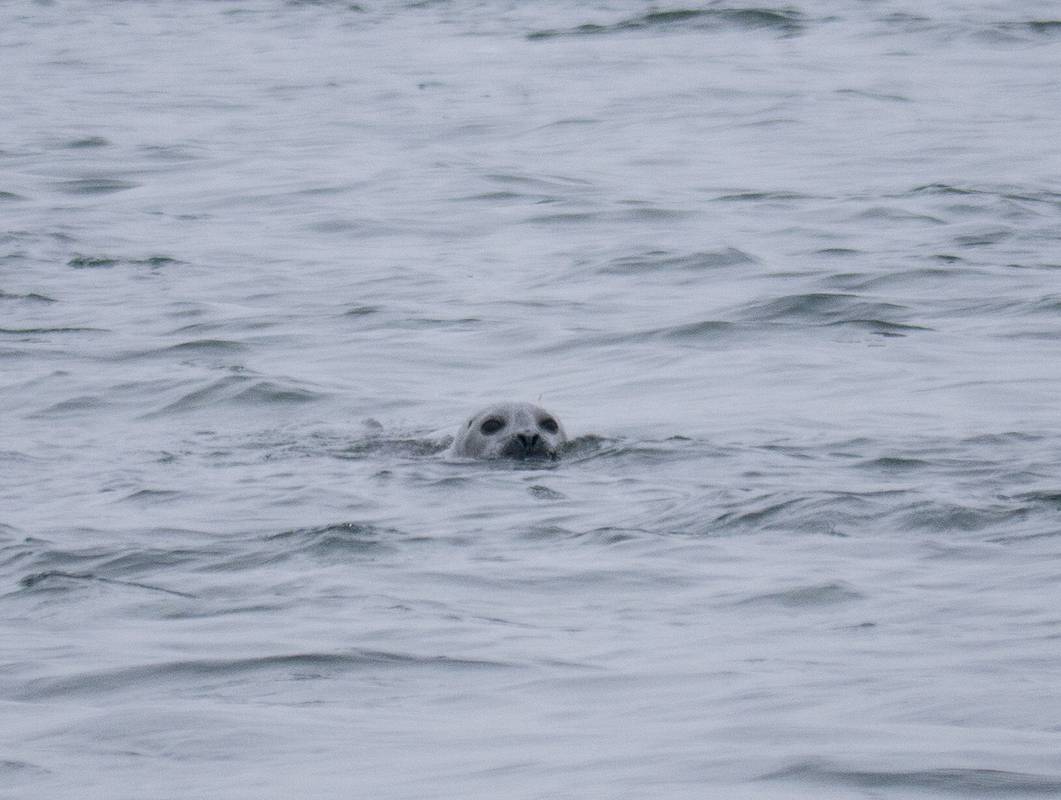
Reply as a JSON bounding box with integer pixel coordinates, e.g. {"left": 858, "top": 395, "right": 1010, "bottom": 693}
{"left": 3, "top": 1, "right": 1061, "bottom": 797}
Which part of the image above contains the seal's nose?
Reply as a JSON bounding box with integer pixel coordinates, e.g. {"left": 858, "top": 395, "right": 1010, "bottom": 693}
{"left": 515, "top": 433, "right": 540, "bottom": 452}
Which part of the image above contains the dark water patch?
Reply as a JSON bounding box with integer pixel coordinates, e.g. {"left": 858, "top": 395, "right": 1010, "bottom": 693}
{"left": 1025, "top": 20, "right": 1061, "bottom": 34}
{"left": 855, "top": 456, "right": 931, "bottom": 471}
{"left": 738, "top": 293, "right": 912, "bottom": 326}
{"left": 0, "top": 326, "right": 103, "bottom": 335}
{"left": 138, "top": 143, "right": 205, "bottom": 162}
{"left": 0, "top": 760, "right": 50, "bottom": 779}
{"left": 1008, "top": 490, "right": 1061, "bottom": 511}
{"left": 735, "top": 581, "right": 863, "bottom": 608}
{"left": 17, "top": 571, "right": 196, "bottom": 599}
{"left": 68, "top": 251, "right": 181, "bottom": 274}
{"left": 705, "top": 488, "right": 909, "bottom": 536}
{"left": 619, "top": 205, "right": 692, "bottom": 221}
{"left": 837, "top": 267, "right": 986, "bottom": 292}
{"left": 520, "top": 525, "right": 648, "bottom": 545}
{"left": 653, "top": 319, "right": 739, "bottom": 341}
{"left": 815, "top": 248, "right": 860, "bottom": 256}
{"left": 881, "top": 12, "right": 930, "bottom": 24}
{"left": 710, "top": 495, "right": 812, "bottom": 532}
{"left": 910, "top": 183, "right": 983, "bottom": 197}
{"left": 162, "top": 338, "right": 247, "bottom": 355}
{"left": 14, "top": 649, "right": 509, "bottom": 700}
{"left": 897, "top": 501, "right": 1030, "bottom": 533}
{"left": 235, "top": 381, "right": 321, "bottom": 405}
{"left": 67, "top": 254, "right": 118, "bottom": 269}
{"left": 851, "top": 206, "right": 945, "bottom": 224}
{"left": 601, "top": 248, "right": 756, "bottom": 275}
{"left": 390, "top": 316, "right": 482, "bottom": 330}
{"left": 118, "top": 489, "right": 184, "bottom": 504}
{"left": 835, "top": 88, "right": 911, "bottom": 103}
{"left": 962, "top": 431, "right": 1043, "bottom": 446}
{"left": 286, "top": 0, "right": 365, "bottom": 9}
{"left": 528, "top": 484, "right": 566, "bottom": 500}
{"left": 0, "top": 290, "right": 56, "bottom": 302}
{"left": 170, "top": 318, "right": 278, "bottom": 335}
{"left": 54, "top": 177, "right": 138, "bottom": 195}
{"left": 714, "top": 190, "right": 809, "bottom": 203}
{"left": 528, "top": 7, "right": 804, "bottom": 39}
{"left": 762, "top": 761, "right": 1061, "bottom": 795}
{"left": 6, "top": 536, "right": 211, "bottom": 577}
{"left": 485, "top": 172, "right": 593, "bottom": 190}
{"left": 0, "top": 191, "right": 26, "bottom": 201}
{"left": 308, "top": 217, "right": 390, "bottom": 234}
{"left": 824, "top": 319, "right": 932, "bottom": 337}
{"left": 130, "top": 255, "right": 182, "bottom": 268}
{"left": 343, "top": 304, "right": 381, "bottom": 316}
{"left": 64, "top": 136, "right": 110, "bottom": 149}
{"left": 953, "top": 229, "right": 1012, "bottom": 248}
{"left": 94, "top": 545, "right": 221, "bottom": 577}
{"left": 908, "top": 184, "right": 1061, "bottom": 206}
{"left": 0, "top": 522, "right": 20, "bottom": 542}
{"left": 119, "top": 339, "right": 248, "bottom": 361}
{"left": 1027, "top": 294, "right": 1061, "bottom": 313}
{"left": 146, "top": 375, "right": 323, "bottom": 416}
{"left": 455, "top": 190, "right": 547, "bottom": 202}
{"left": 29, "top": 395, "right": 109, "bottom": 417}
{"left": 525, "top": 211, "right": 601, "bottom": 224}
{"left": 265, "top": 522, "right": 394, "bottom": 556}
{"left": 992, "top": 20, "right": 1061, "bottom": 40}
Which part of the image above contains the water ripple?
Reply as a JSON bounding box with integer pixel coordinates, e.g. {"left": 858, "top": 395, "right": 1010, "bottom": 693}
{"left": 528, "top": 7, "right": 804, "bottom": 39}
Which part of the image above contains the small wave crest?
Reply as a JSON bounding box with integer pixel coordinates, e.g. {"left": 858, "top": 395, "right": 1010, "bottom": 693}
{"left": 528, "top": 7, "right": 804, "bottom": 39}
{"left": 13, "top": 649, "right": 509, "bottom": 701}
{"left": 763, "top": 761, "right": 1061, "bottom": 795}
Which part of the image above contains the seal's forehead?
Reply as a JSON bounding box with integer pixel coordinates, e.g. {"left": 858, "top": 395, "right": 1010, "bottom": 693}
{"left": 466, "top": 402, "right": 553, "bottom": 426}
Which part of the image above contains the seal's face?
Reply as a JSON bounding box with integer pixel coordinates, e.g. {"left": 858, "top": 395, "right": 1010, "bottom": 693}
{"left": 453, "top": 402, "right": 567, "bottom": 461}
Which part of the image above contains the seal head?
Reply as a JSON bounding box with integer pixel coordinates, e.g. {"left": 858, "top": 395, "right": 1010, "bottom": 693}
{"left": 452, "top": 402, "right": 567, "bottom": 461}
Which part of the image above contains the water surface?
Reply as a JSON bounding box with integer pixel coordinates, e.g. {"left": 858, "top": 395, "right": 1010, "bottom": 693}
{"left": 3, "top": 1, "right": 1061, "bottom": 797}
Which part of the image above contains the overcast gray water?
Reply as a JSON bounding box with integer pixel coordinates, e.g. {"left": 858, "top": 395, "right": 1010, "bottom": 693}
{"left": 3, "top": 1, "right": 1061, "bottom": 797}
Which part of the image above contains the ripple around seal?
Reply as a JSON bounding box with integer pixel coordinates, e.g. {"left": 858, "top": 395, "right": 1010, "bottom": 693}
{"left": 761, "top": 762, "right": 1061, "bottom": 795}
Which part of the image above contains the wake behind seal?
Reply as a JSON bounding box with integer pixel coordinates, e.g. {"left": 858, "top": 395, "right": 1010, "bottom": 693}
{"left": 451, "top": 401, "right": 567, "bottom": 461}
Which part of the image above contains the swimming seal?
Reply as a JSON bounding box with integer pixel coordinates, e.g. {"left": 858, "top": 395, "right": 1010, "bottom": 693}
{"left": 451, "top": 402, "right": 567, "bottom": 460}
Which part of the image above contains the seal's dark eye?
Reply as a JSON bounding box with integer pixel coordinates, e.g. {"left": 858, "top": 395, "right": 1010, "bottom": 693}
{"left": 539, "top": 417, "right": 559, "bottom": 434}
{"left": 480, "top": 417, "right": 505, "bottom": 435}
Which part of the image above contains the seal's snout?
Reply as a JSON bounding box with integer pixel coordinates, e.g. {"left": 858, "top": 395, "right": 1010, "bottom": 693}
{"left": 516, "top": 433, "right": 540, "bottom": 451}
{"left": 502, "top": 431, "right": 549, "bottom": 459}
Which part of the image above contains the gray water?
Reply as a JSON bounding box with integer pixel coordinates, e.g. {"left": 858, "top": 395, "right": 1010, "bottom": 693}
{"left": 3, "top": 1, "right": 1061, "bottom": 797}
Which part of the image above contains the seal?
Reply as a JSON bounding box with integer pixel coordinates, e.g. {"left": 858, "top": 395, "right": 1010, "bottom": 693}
{"left": 451, "top": 402, "right": 567, "bottom": 461}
